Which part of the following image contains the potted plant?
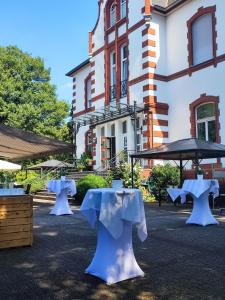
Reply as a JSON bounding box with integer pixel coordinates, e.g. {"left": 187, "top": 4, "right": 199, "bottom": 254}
{"left": 110, "top": 165, "right": 124, "bottom": 188}
{"left": 195, "top": 166, "right": 204, "bottom": 180}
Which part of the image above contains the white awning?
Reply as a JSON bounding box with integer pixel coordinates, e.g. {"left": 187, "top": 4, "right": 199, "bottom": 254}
{"left": 0, "top": 160, "right": 21, "bottom": 171}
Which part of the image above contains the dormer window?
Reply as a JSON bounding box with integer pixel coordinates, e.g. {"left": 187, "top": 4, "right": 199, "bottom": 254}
{"left": 120, "top": 0, "right": 126, "bottom": 19}
{"left": 110, "top": 3, "right": 116, "bottom": 27}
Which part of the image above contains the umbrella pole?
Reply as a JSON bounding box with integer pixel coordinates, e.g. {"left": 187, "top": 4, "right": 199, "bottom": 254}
{"left": 131, "top": 157, "right": 134, "bottom": 188}
{"left": 179, "top": 160, "right": 183, "bottom": 187}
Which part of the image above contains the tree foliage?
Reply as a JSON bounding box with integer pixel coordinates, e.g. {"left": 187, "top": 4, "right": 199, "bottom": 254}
{"left": 0, "top": 45, "right": 70, "bottom": 140}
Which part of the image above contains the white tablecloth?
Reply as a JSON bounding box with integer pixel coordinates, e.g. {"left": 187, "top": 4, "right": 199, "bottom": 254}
{"left": 80, "top": 188, "right": 148, "bottom": 284}
{"left": 0, "top": 188, "right": 25, "bottom": 196}
{"left": 167, "top": 179, "right": 219, "bottom": 226}
{"left": 47, "top": 179, "right": 76, "bottom": 215}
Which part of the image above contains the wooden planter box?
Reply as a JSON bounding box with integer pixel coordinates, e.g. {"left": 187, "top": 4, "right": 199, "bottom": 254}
{"left": 0, "top": 195, "right": 33, "bottom": 249}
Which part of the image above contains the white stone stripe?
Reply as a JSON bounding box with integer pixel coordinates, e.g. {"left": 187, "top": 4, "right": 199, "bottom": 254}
{"left": 153, "top": 125, "right": 168, "bottom": 132}
{"left": 152, "top": 114, "right": 168, "bottom": 120}
{"left": 142, "top": 45, "right": 157, "bottom": 52}
{"left": 153, "top": 137, "right": 169, "bottom": 143}
{"left": 143, "top": 90, "right": 156, "bottom": 97}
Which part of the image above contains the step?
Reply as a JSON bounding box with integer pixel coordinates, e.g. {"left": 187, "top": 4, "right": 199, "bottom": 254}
{"left": 33, "top": 194, "right": 56, "bottom": 201}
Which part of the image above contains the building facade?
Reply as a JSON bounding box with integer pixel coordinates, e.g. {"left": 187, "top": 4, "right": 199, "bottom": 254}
{"left": 66, "top": 0, "right": 225, "bottom": 171}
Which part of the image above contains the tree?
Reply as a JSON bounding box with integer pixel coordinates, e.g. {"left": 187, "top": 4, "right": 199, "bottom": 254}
{"left": 0, "top": 45, "right": 70, "bottom": 140}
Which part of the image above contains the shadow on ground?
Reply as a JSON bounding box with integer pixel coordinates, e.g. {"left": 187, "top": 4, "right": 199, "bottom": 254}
{"left": 1, "top": 201, "right": 225, "bottom": 300}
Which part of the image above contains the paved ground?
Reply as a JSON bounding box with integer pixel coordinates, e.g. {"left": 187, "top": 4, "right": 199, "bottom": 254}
{"left": 1, "top": 200, "right": 225, "bottom": 300}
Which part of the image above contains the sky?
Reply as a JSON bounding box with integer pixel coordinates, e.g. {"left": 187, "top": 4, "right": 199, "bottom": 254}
{"left": 0, "top": 0, "right": 98, "bottom": 103}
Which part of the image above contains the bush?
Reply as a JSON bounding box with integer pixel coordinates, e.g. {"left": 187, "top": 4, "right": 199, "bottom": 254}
{"left": 107, "top": 161, "right": 143, "bottom": 189}
{"left": 148, "top": 164, "right": 179, "bottom": 204}
{"left": 76, "top": 174, "right": 109, "bottom": 203}
{"left": 16, "top": 170, "right": 53, "bottom": 193}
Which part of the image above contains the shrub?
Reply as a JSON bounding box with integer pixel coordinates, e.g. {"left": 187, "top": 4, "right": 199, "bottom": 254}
{"left": 148, "top": 164, "right": 179, "bottom": 204}
{"left": 16, "top": 170, "right": 53, "bottom": 193}
{"left": 76, "top": 174, "right": 109, "bottom": 203}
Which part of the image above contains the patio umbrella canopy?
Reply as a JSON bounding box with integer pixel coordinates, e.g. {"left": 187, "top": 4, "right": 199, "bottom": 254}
{"left": 0, "top": 160, "right": 21, "bottom": 171}
{"left": 130, "top": 138, "right": 225, "bottom": 161}
{"left": 27, "top": 159, "right": 74, "bottom": 170}
{"left": 0, "top": 123, "right": 73, "bottom": 160}
{"left": 130, "top": 138, "right": 225, "bottom": 187}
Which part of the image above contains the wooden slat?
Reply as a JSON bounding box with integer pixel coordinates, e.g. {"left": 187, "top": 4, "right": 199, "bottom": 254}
{"left": 0, "top": 203, "right": 31, "bottom": 212}
{"left": 0, "top": 196, "right": 32, "bottom": 205}
{"left": 0, "top": 217, "right": 31, "bottom": 227}
{"left": 0, "top": 238, "right": 32, "bottom": 249}
{"left": 0, "top": 210, "right": 32, "bottom": 220}
{"left": 0, "top": 224, "right": 31, "bottom": 234}
{"left": 0, "top": 231, "right": 30, "bottom": 242}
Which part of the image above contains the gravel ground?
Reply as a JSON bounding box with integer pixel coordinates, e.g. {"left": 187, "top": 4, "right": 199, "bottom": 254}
{"left": 0, "top": 200, "right": 225, "bottom": 300}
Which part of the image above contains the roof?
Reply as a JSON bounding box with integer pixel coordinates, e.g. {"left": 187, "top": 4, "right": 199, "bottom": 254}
{"left": 66, "top": 58, "right": 90, "bottom": 77}
{"left": 152, "top": 0, "right": 189, "bottom": 13}
{"left": 130, "top": 138, "right": 225, "bottom": 161}
{"left": 0, "top": 123, "right": 73, "bottom": 160}
{"left": 152, "top": 0, "right": 177, "bottom": 8}
{"left": 27, "top": 159, "right": 74, "bottom": 170}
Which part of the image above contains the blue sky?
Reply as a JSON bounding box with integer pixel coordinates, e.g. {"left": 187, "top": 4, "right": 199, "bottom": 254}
{"left": 0, "top": 0, "right": 98, "bottom": 103}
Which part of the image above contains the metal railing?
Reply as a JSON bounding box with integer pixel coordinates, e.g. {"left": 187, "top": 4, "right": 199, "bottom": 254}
{"left": 120, "top": 80, "right": 127, "bottom": 98}
{"left": 110, "top": 84, "right": 116, "bottom": 101}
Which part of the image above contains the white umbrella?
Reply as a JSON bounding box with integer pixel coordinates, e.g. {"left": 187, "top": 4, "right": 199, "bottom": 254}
{"left": 0, "top": 160, "right": 21, "bottom": 171}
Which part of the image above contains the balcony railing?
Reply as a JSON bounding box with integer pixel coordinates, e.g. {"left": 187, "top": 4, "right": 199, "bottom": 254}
{"left": 121, "top": 80, "right": 127, "bottom": 98}
{"left": 110, "top": 85, "right": 116, "bottom": 101}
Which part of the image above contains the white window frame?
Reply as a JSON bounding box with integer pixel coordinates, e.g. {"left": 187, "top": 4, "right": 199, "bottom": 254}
{"left": 110, "top": 51, "right": 116, "bottom": 86}
{"left": 196, "top": 103, "right": 216, "bottom": 141}
{"left": 120, "top": 44, "right": 128, "bottom": 82}
{"left": 87, "top": 78, "right": 92, "bottom": 108}
{"left": 110, "top": 3, "right": 116, "bottom": 27}
{"left": 120, "top": 0, "right": 126, "bottom": 19}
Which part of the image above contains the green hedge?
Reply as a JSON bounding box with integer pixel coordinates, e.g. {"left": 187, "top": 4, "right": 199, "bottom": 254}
{"left": 148, "top": 164, "right": 179, "bottom": 204}
{"left": 75, "top": 174, "right": 109, "bottom": 203}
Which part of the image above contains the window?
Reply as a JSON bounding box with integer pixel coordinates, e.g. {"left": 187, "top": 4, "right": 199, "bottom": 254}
{"left": 136, "top": 117, "right": 142, "bottom": 130}
{"left": 87, "top": 78, "right": 92, "bottom": 108}
{"left": 110, "top": 51, "right": 116, "bottom": 101}
{"left": 192, "top": 14, "right": 213, "bottom": 65}
{"left": 123, "top": 136, "right": 127, "bottom": 152}
{"left": 110, "top": 3, "right": 116, "bottom": 27}
{"left": 196, "top": 103, "right": 216, "bottom": 142}
{"left": 111, "top": 124, "right": 115, "bottom": 136}
{"left": 120, "top": 45, "right": 128, "bottom": 98}
{"left": 122, "top": 120, "right": 127, "bottom": 134}
{"left": 101, "top": 127, "right": 105, "bottom": 137}
{"left": 136, "top": 133, "right": 142, "bottom": 152}
{"left": 120, "top": 0, "right": 126, "bottom": 19}
{"left": 87, "top": 132, "right": 92, "bottom": 153}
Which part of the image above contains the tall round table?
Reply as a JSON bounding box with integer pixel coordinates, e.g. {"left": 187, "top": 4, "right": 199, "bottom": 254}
{"left": 80, "top": 188, "right": 148, "bottom": 285}
{"left": 47, "top": 179, "right": 76, "bottom": 215}
{"left": 167, "top": 179, "right": 219, "bottom": 226}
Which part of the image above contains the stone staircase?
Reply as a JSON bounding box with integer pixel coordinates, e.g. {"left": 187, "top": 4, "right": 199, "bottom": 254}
{"left": 33, "top": 170, "right": 109, "bottom": 202}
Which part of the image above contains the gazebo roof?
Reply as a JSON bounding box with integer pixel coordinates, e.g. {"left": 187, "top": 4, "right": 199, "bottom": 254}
{"left": 0, "top": 123, "right": 73, "bottom": 160}
{"left": 27, "top": 159, "right": 74, "bottom": 170}
{"left": 130, "top": 138, "right": 225, "bottom": 161}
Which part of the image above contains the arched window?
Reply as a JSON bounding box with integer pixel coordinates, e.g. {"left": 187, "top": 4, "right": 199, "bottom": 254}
{"left": 110, "top": 3, "right": 116, "bottom": 27}
{"left": 120, "top": 0, "right": 126, "bottom": 19}
{"left": 192, "top": 14, "right": 213, "bottom": 65}
{"left": 196, "top": 103, "right": 216, "bottom": 142}
{"left": 187, "top": 6, "right": 216, "bottom": 67}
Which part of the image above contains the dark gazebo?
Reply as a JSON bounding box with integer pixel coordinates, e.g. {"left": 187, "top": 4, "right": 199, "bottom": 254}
{"left": 130, "top": 138, "right": 225, "bottom": 187}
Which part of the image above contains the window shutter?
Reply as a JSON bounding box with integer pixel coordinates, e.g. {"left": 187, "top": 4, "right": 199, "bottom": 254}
{"left": 192, "top": 14, "right": 213, "bottom": 65}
